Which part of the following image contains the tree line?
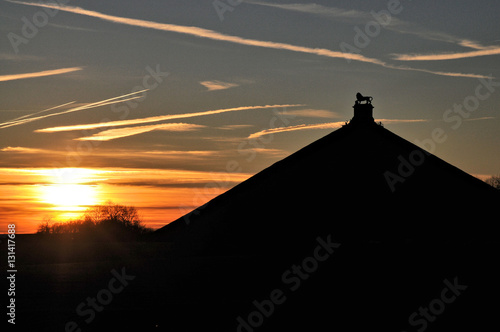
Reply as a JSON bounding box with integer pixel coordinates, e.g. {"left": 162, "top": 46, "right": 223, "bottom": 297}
{"left": 485, "top": 175, "right": 500, "bottom": 190}
{"left": 37, "top": 202, "right": 153, "bottom": 240}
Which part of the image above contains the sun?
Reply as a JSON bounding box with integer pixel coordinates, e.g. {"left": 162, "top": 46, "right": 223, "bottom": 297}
{"left": 42, "top": 183, "right": 97, "bottom": 208}
{"left": 38, "top": 168, "right": 103, "bottom": 220}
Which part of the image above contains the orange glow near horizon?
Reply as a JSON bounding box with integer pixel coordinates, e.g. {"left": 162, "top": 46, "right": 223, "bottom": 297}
{"left": 36, "top": 168, "right": 106, "bottom": 220}
{"left": 0, "top": 167, "right": 251, "bottom": 234}
{"left": 39, "top": 183, "right": 99, "bottom": 219}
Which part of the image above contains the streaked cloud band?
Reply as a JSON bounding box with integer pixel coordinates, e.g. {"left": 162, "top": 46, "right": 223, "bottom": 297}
{"left": 0, "top": 67, "right": 81, "bottom": 82}
{"left": 0, "top": 90, "right": 147, "bottom": 129}
{"left": 200, "top": 80, "right": 239, "bottom": 91}
{"left": 393, "top": 47, "right": 500, "bottom": 61}
{"left": 36, "top": 104, "right": 303, "bottom": 133}
{"left": 6, "top": 1, "right": 488, "bottom": 79}
{"left": 248, "top": 119, "right": 429, "bottom": 138}
{"left": 76, "top": 123, "right": 204, "bottom": 141}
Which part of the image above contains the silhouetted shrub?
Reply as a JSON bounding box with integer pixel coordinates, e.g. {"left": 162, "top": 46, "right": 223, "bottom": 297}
{"left": 485, "top": 175, "right": 500, "bottom": 190}
{"left": 36, "top": 202, "right": 153, "bottom": 241}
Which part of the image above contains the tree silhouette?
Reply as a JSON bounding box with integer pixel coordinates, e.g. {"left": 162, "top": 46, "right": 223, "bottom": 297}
{"left": 37, "top": 216, "right": 52, "bottom": 234}
{"left": 485, "top": 175, "right": 500, "bottom": 190}
{"left": 37, "top": 201, "right": 152, "bottom": 240}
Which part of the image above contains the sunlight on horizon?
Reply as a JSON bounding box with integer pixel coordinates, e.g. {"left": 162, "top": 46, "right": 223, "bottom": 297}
{"left": 39, "top": 183, "right": 99, "bottom": 220}
{"left": 37, "top": 168, "right": 107, "bottom": 221}
{"left": 0, "top": 167, "right": 252, "bottom": 233}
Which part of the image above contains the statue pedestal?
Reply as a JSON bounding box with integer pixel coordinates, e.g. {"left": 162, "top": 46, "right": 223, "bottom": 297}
{"left": 351, "top": 102, "right": 374, "bottom": 124}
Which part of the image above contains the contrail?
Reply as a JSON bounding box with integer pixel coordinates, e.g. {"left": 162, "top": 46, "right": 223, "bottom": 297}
{"left": 76, "top": 123, "right": 205, "bottom": 141}
{"left": 7, "top": 1, "right": 489, "bottom": 79}
{"left": 36, "top": 104, "right": 305, "bottom": 133}
{"left": 8, "top": 1, "right": 493, "bottom": 79}
{"left": 0, "top": 67, "right": 81, "bottom": 82}
{"left": 0, "top": 89, "right": 148, "bottom": 129}
{"left": 5, "top": 0, "right": 383, "bottom": 66}
{"left": 393, "top": 47, "right": 500, "bottom": 61}
{"left": 2, "top": 101, "right": 76, "bottom": 125}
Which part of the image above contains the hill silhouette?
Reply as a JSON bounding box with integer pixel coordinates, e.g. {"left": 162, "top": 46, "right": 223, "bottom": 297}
{"left": 156, "top": 102, "right": 499, "bottom": 255}
{"left": 144, "top": 98, "right": 499, "bottom": 331}
{"left": 12, "top": 97, "right": 499, "bottom": 331}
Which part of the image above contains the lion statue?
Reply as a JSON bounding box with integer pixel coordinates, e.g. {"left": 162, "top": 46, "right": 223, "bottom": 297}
{"left": 356, "top": 92, "right": 373, "bottom": 104}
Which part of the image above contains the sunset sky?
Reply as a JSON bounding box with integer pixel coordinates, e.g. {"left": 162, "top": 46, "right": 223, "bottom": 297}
{"left": 1, "top": 0, "right": 499, "bottom": 233}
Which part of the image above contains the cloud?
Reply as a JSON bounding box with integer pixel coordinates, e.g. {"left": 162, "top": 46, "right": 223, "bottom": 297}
{"left": 48, "top": 23, "right": 98, "bottom": 33}
{"left": 458, "top": 39, "right": 490, "bottom": 50}
{"left": 393, "top": 46, "right": 500, "bottom": 61}
{"left": 391, "top": 28, "right": 500, "bottom": 62}
{"left": 6, "top": 101, "right": 76, "bottom": 123}
{"left": 237, "top": 147, "right": 289, "bottom": 158}
{"left": 248, "top": 1, "right": 499, "bottom": 74}
{"left": 36, "top": 104, "right": 303, "bottom": 133}
{"left": 248, "top": 119, "right": 429, "bottom": 138}
{"left": 200, "top": 80, "right": 239, "bottom": 91}
{"left": 249, "top": 2, "right": 489, "bottom": 47}
{"left": 377, "top": 119, "right": 429, "bottom": 124}
{"left": 7, "top": 1, "right": 486, "bottom": 79}
{"left": 0, "top": 67, "right": 81, "bottom": 82}
{"left": 0, "top": 90, "right": 147, "bottom": 129}
{"left": 247, "top": 2, "right": 367, "bottom": 21}
{"left": 76, "top": 123, "right": 204, "bottom": 141}
{"left": 247, "top": 2, "right": 462, "bottom": 44}
{"left": 285, "top": 109, "right": 340, "bottom": 119}
{"left": 0, "top": 146, "right": 49, "bottom": 153}
{"left": 0, "top": 145, "right": 227, "bottom": 168}
{"left": 249, "top": 122, "right": 345, "bottom": 139}
{"left": 0, "top": 166, "right": 252, "bottom": 189}
{"left": 463, "top": 116, "right": 495, "bottom": 122}
{"left": 6, "top": 1, "right": 387, "bottom": 65}
{"left": 382, "top": 65, "right": 489, "bottom": 79}
{"left": 91, "top": 167, "right": 253, "bottom": 188}
{"left": 216, "top": 124, "right": 254, "bottom": 130}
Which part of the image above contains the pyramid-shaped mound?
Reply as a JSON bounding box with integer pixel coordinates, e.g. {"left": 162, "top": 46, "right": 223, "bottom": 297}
{"left": 14, "top": 96, "right": 499, "bottom": 332}
{"left": 119, "top": 95, "right": 500, "bottom": 331}
{"left": 138, "top": 96, "right": 500, "bottom": 332}
{"left": 156, "top": 97, "right": 498, "bottom": 255}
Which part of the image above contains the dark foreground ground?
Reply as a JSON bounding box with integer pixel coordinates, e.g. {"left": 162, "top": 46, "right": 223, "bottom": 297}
{"left": 1, "top": 233, "right": 499, "bottom": 331}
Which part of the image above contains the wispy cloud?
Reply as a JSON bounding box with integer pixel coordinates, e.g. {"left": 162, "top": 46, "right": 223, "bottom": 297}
{"left": 5, "top": 101, "right": 76, "bottom": 124}
{"left": 377, "top": 119, "right": 429, "bottom": 124}
{"left": 200, "top": 80, "right": 239, "bottom": 91}
{"left": 247, "top": 1, "right": 465, "bottom": 45}
{"left": 247, "top": 2, "right": 367, "bottom": 21}
{"left": 285, "top": 109, "right": 340, "bottom": 119}
{"left": 390, "top": 23, "right": 500, "bottom": 61}
{"left": 76, "top": 123, "right": 204, "bottom": 141}
{"left": 458, "top": 39, "right": 490, "bottom": 50}
{"left": 0, "top": 146, "right": 49, "bottom": 154}
{"left": 382, "top": 65, "right": 489, "bottom": 79}
{"left": 0, "top": 67, "right": 81, "bottom": 82}
{"left": 249, "top": 1, "right": 499, "bottom": 72}
{"left": 393, "top": 46, "right": 500, "bottom": 61}
{"left": 48, "top": 22, "right": 98, "bottom": 33}
{"left": 0, "top": 90, "right": 147, "bottom": 129}
{"left": 7, "top": 1, "right": 486, "bottom": 79}
{"left": 238, "top": 147, "right": 289, "bottom": 158}
{"left": 248, "top": 119, "right": 429, "bottom": 138}
{"left": 249, "top": 122, "right": 345, "bottom": 139}
{"left": 5, "top": 1, "right": 385, "bottom": 65}
{"left": 36, "top": 104, "right": 303, "bottom": 133}
{"left": 463, "top": 116, "right": 495, "bottom": 122}
{"left": 216, "top": 124, "right": 254, "bottom": 130}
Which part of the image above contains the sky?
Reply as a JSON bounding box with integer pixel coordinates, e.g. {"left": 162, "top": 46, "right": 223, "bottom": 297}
{"left": 1, "top": 0, "right": 499, "bottom": 233}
